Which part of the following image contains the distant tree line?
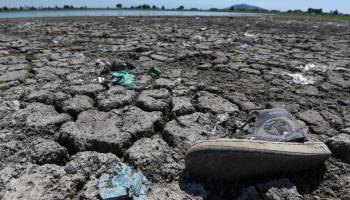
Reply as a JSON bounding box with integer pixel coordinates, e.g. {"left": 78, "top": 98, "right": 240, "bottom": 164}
{"left": 116, "top": 4, "right": 184, "bottom": 10}
{"left": 0, "top": 5, "right": 87, "bottom": 12}
{"left": 0, "top": 4, "right": 346, "bottom": 16}
{"left": 287, "top": 8, "right": 341, "bottom": 15}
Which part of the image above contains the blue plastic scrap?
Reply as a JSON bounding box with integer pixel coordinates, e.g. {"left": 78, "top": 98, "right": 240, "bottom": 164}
{"left": 240, "top": 43, "right": 251, "bottom": 49}
{"left": 98, "top": 163, "right": 149, "bottom": 200}
{"left": 111, "top": 71, "right": 135, "bottom": 87}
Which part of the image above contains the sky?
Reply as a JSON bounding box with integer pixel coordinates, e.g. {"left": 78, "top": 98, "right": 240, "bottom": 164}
{"left": 1, "top": 0, "right": 349, "bottom": 13}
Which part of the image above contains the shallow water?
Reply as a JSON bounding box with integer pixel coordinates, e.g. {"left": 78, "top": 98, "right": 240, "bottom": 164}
{"left": 0, "top": 9, "right": 268, "bottom": 18}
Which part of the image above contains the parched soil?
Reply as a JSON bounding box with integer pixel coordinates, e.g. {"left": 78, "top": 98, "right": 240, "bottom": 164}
{"left": 0, "top": 16, "right": 350, "bottom": 199}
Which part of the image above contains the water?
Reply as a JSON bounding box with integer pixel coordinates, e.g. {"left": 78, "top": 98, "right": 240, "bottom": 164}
{"left": 0, "top": 9, "right": 268, "bottom": 19}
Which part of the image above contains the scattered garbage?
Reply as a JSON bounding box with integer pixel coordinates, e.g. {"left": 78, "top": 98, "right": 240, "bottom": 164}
{"left": 298, "top": 63, "right": 328, "bottom": 73}
{"left": 97, "top": 77, "right": 111, "bottom": 89}
{"left": 1, "top": 50, "right": 12, "bottom": 56}
{"left": 98, "top": 58, "right": 132, "bottom": 75}
{"left": 111, "top": 71, "right": 135, "bottom": 87}
{"left": 100, "top": 47, "right": 108, "bottom": 53}
{"left": 240, "top": 108, "right": 307, "bottom": 142}
{"left": 98, "top": 163, "right": 149, "bottom": 200}
{"left": 96, "top": 58, "right": 135, "bottom": 88}
{"left": 52, "top": 39, "right": 59, "bottom": 44}
{"left": 211, "top": 113, "right": 230, "bottom": 134}
{"left": 244, "top": 32, "right": 256, "bottom": 38}
{"left": 147, "top": 67, "right": 161, "bottom": 76}
{"left": 193, "top": 35, "right": 204, "bottom": 42}
{"left": 240, "top": 43, "right": 251, "bottom": 49}
{"left": 287, "top": 73, "right": 315, "bottom": 85}
{"left": 240, "top": 32, "right": 255, "bottom": 49}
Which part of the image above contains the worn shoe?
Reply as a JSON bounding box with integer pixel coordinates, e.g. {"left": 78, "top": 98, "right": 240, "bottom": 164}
{"left": 186, "top": 139, "right": 331, "bottom": 179}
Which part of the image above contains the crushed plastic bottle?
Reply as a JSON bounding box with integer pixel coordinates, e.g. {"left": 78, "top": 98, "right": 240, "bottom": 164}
{"left": 98, "top": 163, "right": 149, "bottom": 200}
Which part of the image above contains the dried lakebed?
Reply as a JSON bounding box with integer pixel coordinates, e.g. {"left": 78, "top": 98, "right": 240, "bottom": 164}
{"left": 0, "top": 16, "right": 350, "bottom": 199}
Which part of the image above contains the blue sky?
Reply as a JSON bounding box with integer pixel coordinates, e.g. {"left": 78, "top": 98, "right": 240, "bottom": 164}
{"left": 1, "top": 0, "right": 349, "bottom": 13}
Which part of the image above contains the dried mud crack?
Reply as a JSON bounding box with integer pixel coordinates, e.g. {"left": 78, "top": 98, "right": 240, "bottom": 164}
{"left": 0, "top": 16, "right": 350, "bottom": 199}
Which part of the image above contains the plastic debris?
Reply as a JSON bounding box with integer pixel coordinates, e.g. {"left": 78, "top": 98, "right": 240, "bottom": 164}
{"left": 1, "top": 50, "right": 12, "bottom": 56}
{"left": 193, "top": 35, "right": 204, "bottom": 42}
{"left": 200, "top": 27, "right": 207, "bottom": 31}
{"left": 240, "top": 108, "right": 307, "bottom": 142}
{"left": 97, "top": 77, "right": 111, "bottom": 89}
{"left": 240, "top": 43, "right": 251, "bottom": 49}
{"left": 240, "top": 32, "right": 255, "bottom": 49}
{"left": 98, "top": 163, "right": 149, "bottom": 200}
{"left": 100, "top": 48, "right": 108, "bottom": 53}
{"left": 287, "top": 73, "right": 315, "bottom": 85}
{"left": 244, "top": 32, "right": 256, "bottom": 38}
{"left": 299, "top": 63, "right": 328, "bottom": 73}
{"left": 111, "top": 71, "right": 135, "bottom": 87}
{"left": 147, "top": 67, "right": 161, "bottom": 76}
{"left": 211, "top": 113, "right": 230, "bottom": 134}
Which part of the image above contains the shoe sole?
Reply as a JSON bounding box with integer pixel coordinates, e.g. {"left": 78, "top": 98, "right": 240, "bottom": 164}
{"left": 185, "top": 139, "right": 332, "bottom": 179}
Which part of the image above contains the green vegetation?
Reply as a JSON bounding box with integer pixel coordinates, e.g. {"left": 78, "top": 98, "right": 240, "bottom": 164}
{"left": 279, "top": 12, "right": 350, "bottom": 21}
{"left": 20, "top": 88, "right": 29, "bottom": 99}
{"left": 0, "top": 80, "right": 7, "bottom": 85}
{"left": 25, "top": 53, "right": 38, "bottom": 63}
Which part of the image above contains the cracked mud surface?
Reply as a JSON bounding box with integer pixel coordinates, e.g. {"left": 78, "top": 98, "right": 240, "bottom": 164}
{"left": 0, "top": 16, "right": 350, "bottom": 199}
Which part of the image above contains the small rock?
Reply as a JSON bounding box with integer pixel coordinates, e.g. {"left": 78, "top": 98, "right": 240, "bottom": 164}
{"left": 97, "top": 86, "right": 136, "bottom": 111}
{"left": 239, "top": 68, "right": 261, "bottom": 75}
{"left": 25, "top": 90, "right": 55, "bottom": 104}
{"left": 258, "top": 178, "right": 302, "bottom": 200}
{"left": 321, "top": 110, "right": 343, "bottom": 128}
{"left": 125, "top": 135, "right": 181, "bottom": 182}
{"left": 225, "top": 92, "right": 258, "bottom": 111}
{"left": 163, "top": 112, "right": 215, "bottom": 151}
{"left": 211, "top": 51, "right": 229, "bottom": 64}
{"left": 154, "top": 78, "right": 176, "bottom": 90}
{"left": 295, "top": 85, "right": 319, "bottom": 96}
{"left": 298, "top": 110, "right": 336, "bottom": 135}
{"left": 136, "top": 89, "right": 170, "bottom": 112}
{"left": 59, "top": 110, "right": 131, "bottom": 155}
{"left": 5, "top": 103, "right": 71, "bottom": 132}
{"left": 120, "top": 106, "right": 163, "bottom": 139}
{"left": 197, "top": 91, "right": 239, "bottom": 114}
{"left": 66, "top": 84, "right": 104, "bottom": 98}
{"left": 327, "top": 134, "right": 350, "bottom": 163}
{"left": 197, "top": 63, "right": 212, "bottom": 70}
{"left": 0, "top": 70, "right": 28, "bottom": 82}
{"left": 131, "top": 74, "right": 153, "bottom": 91}
{"left": 148, "top": 182, "right": 207, "bottom": 200}
{"left": 172, "top": 96, "right": 195, "bottom": 116}
{"left": 62, "top": 95, "right": 95, "bottom": 116}
{"left": 150, "top": 54, "right": 169, "bottom": 62}
{"left": 29, "top": 138, "right": 69, "bottom": 165}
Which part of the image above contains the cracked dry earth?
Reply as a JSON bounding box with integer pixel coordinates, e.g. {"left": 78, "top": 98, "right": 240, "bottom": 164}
{"left": 0, "top": 16, "right": 350, "bottom": 199}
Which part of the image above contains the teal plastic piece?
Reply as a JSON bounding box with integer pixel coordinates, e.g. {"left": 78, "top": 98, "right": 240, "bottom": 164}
{"left": 98, "top": 163, "right": 149, "bottom": 200}
{"left": 111, "top": 71, "right": 135, "bottom": 87}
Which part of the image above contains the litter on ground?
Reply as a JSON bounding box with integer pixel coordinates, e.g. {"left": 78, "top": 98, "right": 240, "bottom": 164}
{"left": 98, "top": 163, "right": 149, "bottom": 200}
{"left": 186, "top": 107, "right": 332, "bottom": 179}
{"left": 111, "top": 71, "right": 135, "bottom": 87}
